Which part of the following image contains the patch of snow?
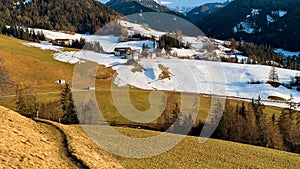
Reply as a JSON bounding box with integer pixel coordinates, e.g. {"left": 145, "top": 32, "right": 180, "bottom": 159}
{"left": 118, "top": 20, "right": 165, "bottom": 38}
{"left": 160, "top": 1, "right": 172, "bottom": 5}
{"left": 251, "top": 9, "right": 260, "bottom": 16}
{"left": 233, "top": 26, "right": 238, "bottom": 33}
{"left": 267, "top": 15, "right": 275, "bottom": 23}
{"left": 170, "top": 48, "right": 199, "bottom": 57}
{"left": 28, "top": 28, "right": 83, "bottom": 41}
{"left": 272, "top": 10, "right": 287, "bottom": 17}
{"left": 182, "top": 36, "right": 204, "bottom": 50}
{"left": 22, "top": 42, "right": 63, "bottom": 51}
{"left": 53, "top": 51, "right": 83, "bottom": 64}
{"left": 236, "top": 22, "right": 255, "bottom": 34}
{"left": 275, "top": 48, "right": 300, "bottom": 57}
{"left": 144, "top": 68, "right": 156, "bottom": 80}
{"left": 279, "top": 10, "right": 288, "bottom": 17}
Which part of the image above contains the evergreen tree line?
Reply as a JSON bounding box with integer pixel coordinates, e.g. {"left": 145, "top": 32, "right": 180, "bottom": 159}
{"left": 2, "top": 26, "right": 45, "bottom": 42}
{"left": 159, "top": 34, "right": 191, "bottom": 51}
{"left": 69, "top": 39, "right": 104, "bottom": 52}
{"left": 0, "top": 0, "right": 121, "bottom": 34}
{"left": 1, "top": 26, "right": 104, "bottom": 52}
{"left": 227, "top": 39, "right": 300, "bottom": 69}
{"left": 153, "top": 94, "right": 300, "bottom": 154}
{"left": 212, "top": 97, "right": 300, "bottom": 153}
{"left": 229, "top": 39, "right": 285, "bottom": 66}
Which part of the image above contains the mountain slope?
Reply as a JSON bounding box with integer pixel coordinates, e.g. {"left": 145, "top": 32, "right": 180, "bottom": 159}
{"left": 0, "top": 0, "right": 121, "bottom": 34}
{"left": 195, "top": 0, "right": 300, "bottom": 51}
{"left": 186, "top": 2, "right": 228, "bottom": 23}
{"left": 106, "top": 0, "right": 181, "bottom": 16}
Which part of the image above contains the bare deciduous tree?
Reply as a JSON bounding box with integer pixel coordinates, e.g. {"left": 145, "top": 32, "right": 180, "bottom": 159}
{"left": 0, "top": 57, "right": 12, "bottom": 94}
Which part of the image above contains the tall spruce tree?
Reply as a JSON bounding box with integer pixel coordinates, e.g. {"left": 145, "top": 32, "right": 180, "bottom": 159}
{"left": 60, "top": 83, "right": 79, "bottom": 124}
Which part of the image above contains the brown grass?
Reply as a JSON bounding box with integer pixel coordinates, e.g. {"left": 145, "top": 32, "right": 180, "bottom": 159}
{"left": 50, "top": 123, "right": 124, "bottom": 169}
{"left": 0, "top": 106, "right": 124, "bottom": 169}
{"left": 0, "top": 106, "right": 76, "bottom": 169}
{"left": 0, "top": 35, "right": 73, "bottom": 94}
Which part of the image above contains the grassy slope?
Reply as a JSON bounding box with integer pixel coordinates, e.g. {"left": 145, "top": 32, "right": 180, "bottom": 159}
{"left": 57, "top": 124, "right": 300, "bottom": 169}
{"left": 0, "top": 106, "right": 76, "bottom": 169}
{"left": 0, "top": 36, "right": 74, "bottom": 90}
{"left": 0, "top": 35, "right": 74, "bottom": 108}
{"left": 115, "top": 127, "right": 300, "bottom": 169}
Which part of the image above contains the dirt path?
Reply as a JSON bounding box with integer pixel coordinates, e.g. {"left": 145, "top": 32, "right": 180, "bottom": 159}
{"left": 34, "top": 119, "right": 89, "bottom": 169}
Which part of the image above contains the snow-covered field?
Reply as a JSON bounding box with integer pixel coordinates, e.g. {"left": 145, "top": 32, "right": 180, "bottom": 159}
{"left": 28, "top": 28, "right": 83, "bottom": 40}
{"left": 119, "top": 20, "right": 166, "bottom": 38}
{"left": 22, "top": 41, "right": 63, "bottom": 51}
{"left": 52, "top": 50, "right": 300, "bottom": 105}
{"left": 21, "top": 19, "right": 300, "bottom": 109}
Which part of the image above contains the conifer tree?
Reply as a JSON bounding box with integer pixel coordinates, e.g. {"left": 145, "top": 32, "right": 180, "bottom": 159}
{"left": 60, "top": 83, "right": 79, "bottom": 124}
{"left": 269, "top": 66, "right": 279, "bottom": 82}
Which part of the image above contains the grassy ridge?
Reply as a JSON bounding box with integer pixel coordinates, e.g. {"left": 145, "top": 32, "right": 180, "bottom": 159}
{"left": 68, "top": 126, "right": 300, "bottom": 168}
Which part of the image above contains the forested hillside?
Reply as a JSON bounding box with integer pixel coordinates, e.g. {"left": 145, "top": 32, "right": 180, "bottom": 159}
{"left": 0, "top": 0, "right": 121, "bottom": 34}
{"left": 106, "top": 0, "right": 181, "bottom": 17}
{"left": 194, "top": 0, "right": 300, "bottom": 51}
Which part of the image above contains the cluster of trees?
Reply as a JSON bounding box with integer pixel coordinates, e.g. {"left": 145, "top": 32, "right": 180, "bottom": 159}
{"left": 211, "top": 96, "right": 300, "bottom": 153}
{"left": 15, "top": 84, "right": 38, "bottom": 118}
{"left": 156, "top": 94, "right": 194, "bottom": 134}
{"left": 159, "top": 30, "right": 192, "bottom": 51}
{"left": 69, "top": 38, "right": 86, "bottom": 49}
{"left": 15, "top": 83, "right": 79, "bottom": 124}
{"left": 151, "top": 93, "right": 300, "bottom": 153}
{"left": 226, "top": 39, "right": 285, "bottom": 66}
{"left": 53, "top": 38, "right": 104, "bottom": 52}
{"left": 83, "top": 41, "right": 104, "bottom": 53}
{"left": 1, "top": 26, "right": 104, "bottom": 51}
{"left": 2, "top": 26, "right": 45, "bottom": 42}
{"left": 0, "top": 0, "right": 121, "bottom": 34}
{"left": 159, "top": 34, "right": 184, "bottom": 51}
{"left": 238, "top": 43, "right": 284, "bottom": 66}
{"left": 221, "top": 38, "right": 300, "bottom": 70}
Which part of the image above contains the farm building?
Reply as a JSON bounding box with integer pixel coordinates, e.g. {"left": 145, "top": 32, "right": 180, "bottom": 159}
{"left": 52, "top": 39, "right": 71, "bottom": 46}
{"left": 114, "top": 47, "right": 132, "bottom": 58}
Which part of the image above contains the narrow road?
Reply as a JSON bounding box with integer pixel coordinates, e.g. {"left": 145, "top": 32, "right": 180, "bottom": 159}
{"left": 34, "top": 119, "right": 89, "bottom": 169}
